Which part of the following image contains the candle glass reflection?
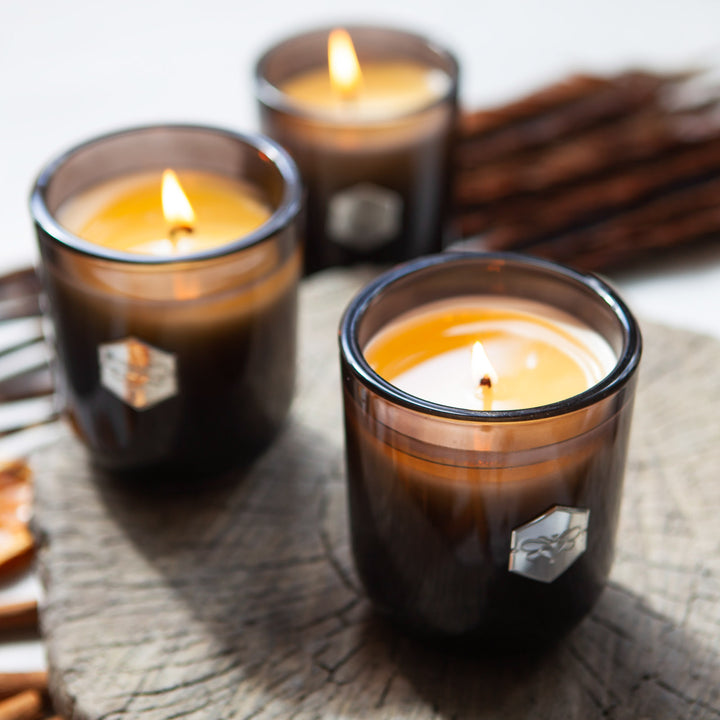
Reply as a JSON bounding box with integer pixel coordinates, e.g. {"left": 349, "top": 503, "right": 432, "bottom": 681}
{"left": 339, "top": 253, "right": 642, "bottom": 642}
{"left": 255, "top": 25, "right": 459, "bottom": 274}
{"left": 31, "top": 125, "right": 302, "bottom": 481}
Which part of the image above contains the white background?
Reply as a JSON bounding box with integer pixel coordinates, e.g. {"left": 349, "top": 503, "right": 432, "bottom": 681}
{"left": 2, "top": 0, "right": 720, "bottom": 671}
{"left": 3, "top": 1, "right": 720, "bottom": 335}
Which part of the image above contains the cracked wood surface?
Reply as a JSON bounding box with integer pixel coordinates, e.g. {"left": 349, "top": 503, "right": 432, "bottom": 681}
{"left": 32, "top": 267, "right": 720, "bottom": 719}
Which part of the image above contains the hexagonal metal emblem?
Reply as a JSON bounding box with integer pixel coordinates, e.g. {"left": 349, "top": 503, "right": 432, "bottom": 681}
{"left": 98, "top": 337, "right": 177, "bottom": 411}
{"left": 326, "top": 183, "right": 402, "bottom": 251}
{"left": 508, "top": 506, "right": 590, "bottom": 583}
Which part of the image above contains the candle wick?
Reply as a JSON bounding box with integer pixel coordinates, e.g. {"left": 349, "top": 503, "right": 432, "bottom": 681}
{"left": 478, "top": 375, "right": 493, "bottom": 390}
{"left": 168, "top": 224, "right": 194, "bottom": 244}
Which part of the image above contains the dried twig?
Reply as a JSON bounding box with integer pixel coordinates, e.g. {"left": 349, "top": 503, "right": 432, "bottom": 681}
{"left": 0, "top": 690, "right": 43, "bottom": 720}
{"left": 452, "top": 68, "right": 720, "bottom": 270}
{"left": 0, "top": 675, "right": 46, "bottom": 703}
{"left": 0, "top": 601, "right": 38, "bottom": 634}
{"left": 457, "top": 136, "right": 720, "bottom": 242}
{"left": 458, "top": 71, "right": 682, "bottom": 165}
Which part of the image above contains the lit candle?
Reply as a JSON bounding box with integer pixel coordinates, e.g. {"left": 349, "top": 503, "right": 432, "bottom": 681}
{"left": 31, "top": 126, "right": 302, "bottom": 480}
{"left": 340, "top": 253, "right": 642, "bottom": 641}
{"left": 256, "top": 26, "right": 458, "bottom": 273}
{"left": 279, "top": 29, "right": 448, "bottom": 120}
{"left": 364, "top": 297, "right": 617, "bottom": 411}
{"left": 57, "top": 168, "right": 271, "bottom": 256}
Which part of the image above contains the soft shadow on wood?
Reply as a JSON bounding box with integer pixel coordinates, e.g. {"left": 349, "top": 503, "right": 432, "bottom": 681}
{"left": 353, "top": 580, "right": 720, "bottom": 720}
{"left": 65, "top": 424, "right": 718, "bottom": 720}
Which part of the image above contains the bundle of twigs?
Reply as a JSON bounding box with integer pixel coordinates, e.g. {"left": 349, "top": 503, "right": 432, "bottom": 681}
{"left": 452, "top": 69, "right": 720, "bottom": 271}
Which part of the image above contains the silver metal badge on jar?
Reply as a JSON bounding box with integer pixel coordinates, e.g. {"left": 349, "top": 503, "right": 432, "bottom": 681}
{"left": 326, "top": 183, "right": 402, "bottom": 251}
{"left": 508, "top": 505, "right": 590, "bottom": 583}
{"left": 98, "top": 337, "right": 178, "bottom": 411}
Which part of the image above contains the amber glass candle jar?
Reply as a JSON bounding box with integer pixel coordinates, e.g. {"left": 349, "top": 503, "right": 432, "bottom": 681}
{"left": 255, "top": 26, "right": 459, "bottom": 274}
{"left": 339, "top": 253, "right": 642, "bottom": 642}
{"left": 31, "top": 125, "right": 302, "bottom": 480}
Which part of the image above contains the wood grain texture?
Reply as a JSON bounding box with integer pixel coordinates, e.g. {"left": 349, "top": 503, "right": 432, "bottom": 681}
{"left": 32, "top": 267, "right": 720, "bottom": 720}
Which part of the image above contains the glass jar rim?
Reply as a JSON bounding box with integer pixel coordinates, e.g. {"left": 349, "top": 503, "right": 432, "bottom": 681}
{"left": 339, "top": 252, "right": 642, "bottom": 422}
{"left": 254, "top": 24, "right": 460, "bottom": 126}
{"left": 29, "top": 123, "right": 303, "bottom": 266}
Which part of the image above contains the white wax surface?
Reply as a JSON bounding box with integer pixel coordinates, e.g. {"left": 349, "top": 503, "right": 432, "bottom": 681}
{"left": 369, "top": 296, "right": 618, "bottom": 411}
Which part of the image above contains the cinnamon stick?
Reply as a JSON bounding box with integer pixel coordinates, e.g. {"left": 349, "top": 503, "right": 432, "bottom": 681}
{"left": 459, "top": 74, "right": 613, "bottom": 137}
{"left": 0, "top": 674, "right": 46, "bottom": 702}
{"left": 454, "top": 202, "right": 720, "bottom": 273}
{"left": 0, "top": 601, "right": 38, "bottom": 633}
{"left": 455, "top": 104, "right": 720, "bottom": 205}
{"left": 522, "top": 176, "right": 720, "bottom": 270}
{"left": 452, "top": 68, "right": 720, "bottom": 272}
{"left": 0, "top": 463, "right": 31, "bottom": 491}
{"left": 0, "top": 460, "right": 34, "bottom": 582}
{"left": 456, "top": 136, "right": 720, "bottom": 243}
{"left": 457, "top": 71, "right": 674, "bottom": 166}
{"left": 0, "top": 690, "right": 42, "bottom": 720}
{"left": 0, "top": 530, "right": 34, "bottom": 582}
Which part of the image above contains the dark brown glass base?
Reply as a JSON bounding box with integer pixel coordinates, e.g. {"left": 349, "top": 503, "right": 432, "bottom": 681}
{"left": 47, "top": 274, "right": 297, "bottom": 481}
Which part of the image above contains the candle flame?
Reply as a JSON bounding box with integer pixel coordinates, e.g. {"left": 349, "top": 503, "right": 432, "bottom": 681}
{"left": 472, "top": 341, "right": 499, "bottom": 391}
{"left": 328, "top": 28, "right": 362, "bottom": 98}
{"left": 161, "top": 169, "right": 196, "bottom": 230}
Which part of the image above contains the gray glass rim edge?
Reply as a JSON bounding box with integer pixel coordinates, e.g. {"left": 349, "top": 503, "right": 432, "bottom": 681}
{"left": 29, "top": 123, "right": 303, "bottom": 266}
{"left": 254, "top": 24, "right": 460, "bottom": 125}
{"left": 339, "top": 252, "right": 643, "bottom": 423}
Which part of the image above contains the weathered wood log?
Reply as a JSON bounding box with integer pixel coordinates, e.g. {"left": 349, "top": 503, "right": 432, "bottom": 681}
{"left": 32, "top": 267, "right": 720, "bottom": 720}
